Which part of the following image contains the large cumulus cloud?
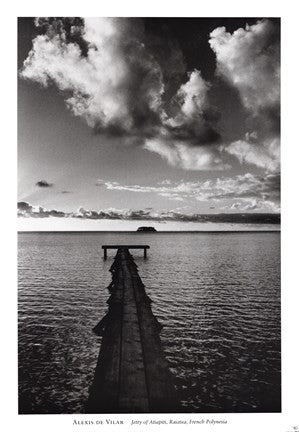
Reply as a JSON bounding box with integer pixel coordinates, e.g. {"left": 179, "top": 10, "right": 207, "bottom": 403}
{"left": 209, "top": 19, "right": 280, "bottom": 115}
{"left": 209, "top": 19, "right": 280, "bottom": 172}
{"left": 21, "top": 18, "right": 164, "bottom": 136}
{"left": 20, "top": 18, "right": 226, "bottom": 170}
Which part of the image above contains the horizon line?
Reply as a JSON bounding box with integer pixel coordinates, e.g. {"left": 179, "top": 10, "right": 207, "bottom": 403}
{"left": 18, "top": 230, "right": 281, "bottom": 234}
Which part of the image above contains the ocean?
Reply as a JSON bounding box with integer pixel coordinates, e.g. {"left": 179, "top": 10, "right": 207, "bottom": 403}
{"left": 18, "top": 231, "right": 281, "bottom": 413}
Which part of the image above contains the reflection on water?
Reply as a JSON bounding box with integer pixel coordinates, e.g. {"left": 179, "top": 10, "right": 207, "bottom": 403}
{"left": 18, "top": 232, "right": 280, "bottom": 413}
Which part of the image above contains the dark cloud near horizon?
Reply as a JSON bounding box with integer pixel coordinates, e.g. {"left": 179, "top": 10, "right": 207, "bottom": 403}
{"left": 17, "top": 201, "right": 280, "bottom": 224}
{"left": 36, "top": 180, "right": 53, "bottom": 187}
{"left": 18, "top": 201, "right": 32, "bottom": 211}
{"left": 18, "top": 201, "right": 64, "bottom": 218}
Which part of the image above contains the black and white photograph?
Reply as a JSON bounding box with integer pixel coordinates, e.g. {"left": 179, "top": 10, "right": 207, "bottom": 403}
{"left": 16, "top": 16, "right": 282, "bottom": 417}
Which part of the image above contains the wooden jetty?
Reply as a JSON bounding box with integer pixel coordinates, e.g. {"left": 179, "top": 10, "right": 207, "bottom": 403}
{"left": 102, "top": 244, "right": 150, "bottom": 260}
{"left": 86, "top": 246, "right": 178, "bottom": 413}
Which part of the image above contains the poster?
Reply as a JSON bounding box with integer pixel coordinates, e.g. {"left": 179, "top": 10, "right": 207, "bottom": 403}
{"left": 2, "top": 1, "right": 298, "bottom": 431}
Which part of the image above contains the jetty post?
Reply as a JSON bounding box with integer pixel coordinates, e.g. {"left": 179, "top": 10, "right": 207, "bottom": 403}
{"left": 102, "top": 245, "right": 150, "bottom": 260}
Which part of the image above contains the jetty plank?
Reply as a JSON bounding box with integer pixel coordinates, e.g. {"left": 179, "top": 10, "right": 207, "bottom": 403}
{"left": 118, "top": 250, "right": 149, "bottom": 412}
{"left": 131, "top": 271, "right": 176, "bottom": 412}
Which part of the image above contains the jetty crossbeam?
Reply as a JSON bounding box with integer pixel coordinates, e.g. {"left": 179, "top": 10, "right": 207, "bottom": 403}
{"left": 102, "top": 244, "right": 150, "bottom": 259}
{"left": 86, "top": 247, "right": 178, "bottom": 413}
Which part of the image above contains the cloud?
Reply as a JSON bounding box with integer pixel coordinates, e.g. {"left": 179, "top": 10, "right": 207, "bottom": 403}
{"left": 102, "top": 172, "right": 280, "bottom": 210}
{"left": 197, "top": 173, "right": 280, "bottom": 212}
{"left": 95, "top": 179, "right": 106, "bottom": 187}
{"left": 163, "top": 70, "right": 220, "bottom": 144}
{"left": 36, "top": 180, "right": 53, "bottom": 187}
{"left": 144, "top": 70, "right": 225, "bottom": 170}
{"left": 209, "top": 19, "right": 280, "bottom": 115}
{"left": 224, "top": 136, "right": 280, "bottom": 172}
{"left": 210, "top": 19, "right": 280, "bottom": 172}
{"left": 17, "top": 201, "right": 280, "bottom": 224}
{"left": 144, "top": 137, "right": 229, "bottom": 171}
{"left": 21, "top": 18, "right": 164, "bottom": 137}
{"left": 17, "top": 201, "right": 64, "bottom": 217}
{"left": 229, "top": 197, "right": 279, "bottom": 213}
{"left": 18, "top": 201, "right": 32, "bottom": 211}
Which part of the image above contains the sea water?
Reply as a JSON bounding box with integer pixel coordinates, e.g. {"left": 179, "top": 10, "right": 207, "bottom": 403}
{"left": 18, "top": 232, "right": 280, "bottom": 413}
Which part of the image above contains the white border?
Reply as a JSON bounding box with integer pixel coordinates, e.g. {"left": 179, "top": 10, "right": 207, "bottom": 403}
{"left": 2, "top": 1, "right": 298, "bottom": 431}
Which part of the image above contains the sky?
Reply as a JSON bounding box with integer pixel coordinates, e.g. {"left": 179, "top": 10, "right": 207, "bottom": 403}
{"left": 17, "top": 17, "right": 280, "bottom": 231}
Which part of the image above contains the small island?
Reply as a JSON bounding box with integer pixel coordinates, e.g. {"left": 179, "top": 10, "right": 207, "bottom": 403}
{"left": 136, "top": 226, "right": 157, "bottom": 232}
